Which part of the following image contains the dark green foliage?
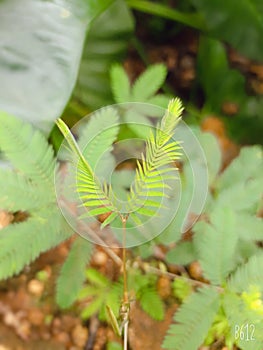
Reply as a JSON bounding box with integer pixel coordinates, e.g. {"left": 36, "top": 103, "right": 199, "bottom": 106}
{"left": 190, "top": 0, "right": 263, "bottom": 61}
{"left": 72, "top": 0, "right": 134, "bottom": 110}
{"left": 196, "top": 37, "right": 263, "bottom": 144}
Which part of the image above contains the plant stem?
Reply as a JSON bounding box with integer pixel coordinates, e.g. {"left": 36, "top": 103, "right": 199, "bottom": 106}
{"left": 126, "top": 0, "right": 206, "bottom": 31}
{"left": 121, "top": 215, "right": 129, "bottom": 304}
{"left": 120, "top": 215, "right": 130, "bottom": 350}
{"left": 124, "top": 320, "right": 129, "bottom": 350}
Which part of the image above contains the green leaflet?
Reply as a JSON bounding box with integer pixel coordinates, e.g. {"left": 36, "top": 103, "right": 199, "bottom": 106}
{"left": 163, "top": 287, "right": 220, "bottom": 350}
{"left": 78, "top": 268, "right": 122, "bottom": 322}
{"left": 0, "top": 113, "right": 73, "bottom": 281}
{"left": 193, "top": 206, "right": 238, "bottom": 285}
{"left": 110, "top": 64, "right": 131, "bottom": 103}
{"left": 56, "top": 236, "right": 93, "bottom": 308}
{"left": 166, "top": 241, "right": 196, "bottom": 266}
{"left": 216, "top": 146, "right": 263, "bottom": 191}
{"left": 0, "top": 170, "right": 50, "bottom": 211}
{"left": 110, "top": 63, "right": 168, "bottom": 104}
{"left": 139, "top": 287, "right": 164, "bottom": 321}
{"left": 56, "top": 117, "right": 119, "bottom": 225}
{"left": 0, "top": 207, "right": 72, "bottom": 280}
{"left": 128, "top": 99, "right": 182, "bottom": 215}
{"left": 223, "top": 292, "right": 263, "bottom": 350}
{"left": 227, "top": 254, "right": 263, "bottom": 293}
{"left": 131, "top": 64, "right": 167, "bottom": 102}
{"left": 77, "top": 106, "right": 119, "bottom": 175}
{"left": 106, "top": 305, "right": 122, "bottom": 337}
{"left": 0, "top": 111, "right": 55, "bottom": 186}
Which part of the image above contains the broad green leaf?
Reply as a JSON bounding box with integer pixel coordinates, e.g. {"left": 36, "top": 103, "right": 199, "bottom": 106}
{"left": 73, "top": 0, "right": 134, "bottom": 110}
{"left": 0, "top": 0, "right": 113, "bottom": 133}
{"left": 191, "top": 0, "right": 263, "bottom": 61}
{"left": 163, "top": 287, "right": 220, "bottom": 350}
{"left": 196, "top": 37, "right": 246, "bottom": 112}
{"left": 194, "top": 206, "right": 238, "bottom": 285}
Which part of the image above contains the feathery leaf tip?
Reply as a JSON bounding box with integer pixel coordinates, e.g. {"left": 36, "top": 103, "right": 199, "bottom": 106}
{"left": 161, "top": 97, "right": 184, "bottom": 137}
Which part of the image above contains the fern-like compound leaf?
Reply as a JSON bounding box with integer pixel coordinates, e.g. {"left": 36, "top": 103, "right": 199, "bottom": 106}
{"left": 223, "top": 291, "right": 263, "bottom": 350}
{"left": 163, "top": 287, "right": 220, "bottom": 350}
{"left": 0, "top": 170, "right": 51, "bottom": 211}
{"left": 132, "top": 63, "right": 167, "bottom": 101}
{"left": 0, "top": 111, "right": 55, "bottom": 186}
{"left": 77, "top": 106, "right": 119, "bottom": 171}
{"left": 56, "top": 118, "right": 119, "bottom": 225}
{"left": 0, "top": 206, "right": 72, "bottom": 280}
{"left": 139, "top": 287, "right": 164, "bottom": 321}
{"left": 56, "top": 236, "right": 93, "bottom": 308}
{"left": 110, "top": 64, "right": 131, "bottom": 103}
{"left": 227, "top": 253, "right": 263, "bottom": 293}
{"left": 194, "top": 206, "right": 238, "bottom": 285}
{"left": 127, "top": 98, "right": 182, "bottom": 216}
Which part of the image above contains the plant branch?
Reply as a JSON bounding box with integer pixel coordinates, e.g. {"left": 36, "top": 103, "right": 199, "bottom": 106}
{"left": 126, "top": 0, "right": 206, "bottom": 31}
{"left": 59, "top": 198, "right": 122, "bottom": 266}
{"left": 143, "top": 264, "right": 224, "bottom": 293}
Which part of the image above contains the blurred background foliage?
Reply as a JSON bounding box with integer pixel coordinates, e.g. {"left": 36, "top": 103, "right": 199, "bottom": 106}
{"left": 0, "top": 1, "right": 263, "bottom": 349}
{"left": 61, "top": 0, "right": 263, "bottom": 145}
{"left": 1, "top": 0, "right": 263, "bottom": 144}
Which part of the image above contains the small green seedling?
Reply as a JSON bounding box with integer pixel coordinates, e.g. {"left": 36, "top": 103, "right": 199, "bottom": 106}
{"left": 56, "top": 98, "right": 183, "bottom": 348}
{"left": 106, "top": 303, "right": 129, "bottom": 337}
